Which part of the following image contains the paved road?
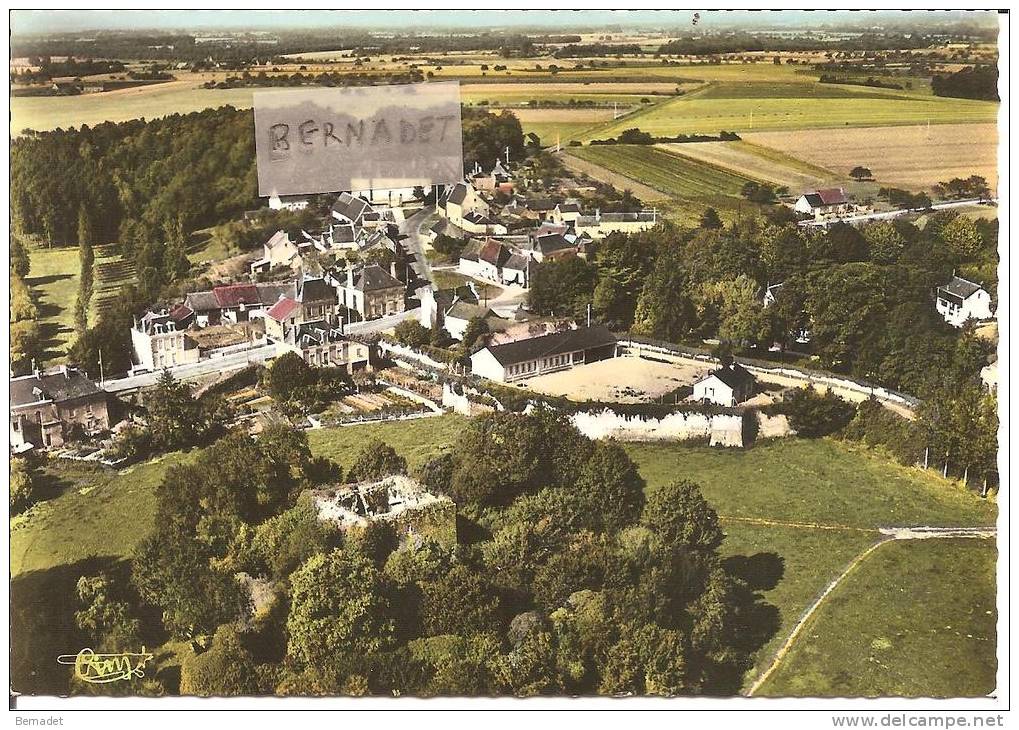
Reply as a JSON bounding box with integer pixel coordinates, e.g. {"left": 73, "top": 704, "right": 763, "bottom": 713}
{"left": 399, "top": 204, "right": 436, "bottom": 285}
{"left": 101, "top": 343, "right": 279, "bottom": 393}
{"left": 799, "top": 198, "right": 997, "bottom": 228}
{"left": 345, "top": 307, "right": 420, "bottom": 335}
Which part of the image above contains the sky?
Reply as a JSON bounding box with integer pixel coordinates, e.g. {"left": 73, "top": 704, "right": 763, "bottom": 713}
{"left": 9, "top": 9, "right": 998, "bottom": 37}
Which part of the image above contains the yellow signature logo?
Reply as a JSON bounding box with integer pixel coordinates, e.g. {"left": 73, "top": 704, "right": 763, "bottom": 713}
{"left": 57, "top": 648, "right": 154, "bottom": 684}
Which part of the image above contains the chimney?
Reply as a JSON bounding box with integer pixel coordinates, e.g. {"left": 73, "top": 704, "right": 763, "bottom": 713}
{"left": 390, "top": 260, "right": 398, "bottom": 280}
{"left": 596, "top": 208, "right": 601, "bottom": 221}
{"left": 347, "top": 261, "right": 354, "bottom": 289}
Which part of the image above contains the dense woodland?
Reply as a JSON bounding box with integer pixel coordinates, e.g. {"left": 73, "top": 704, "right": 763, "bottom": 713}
{"left": 931, "top": 65, "right": 999, "bottom": 101}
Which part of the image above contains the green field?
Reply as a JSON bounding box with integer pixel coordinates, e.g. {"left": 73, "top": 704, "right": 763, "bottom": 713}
{"left": 757, "top": 538, "right": 998, "bottom": 697}
{"left": 581, "top": 89, "right": 999, "bottom": 141}
{"left": 627, "top": 439, "right": 996, "bottom": 529}
{"left": 567, "top": 144, "right": 753, "bottom": 199}
{"left": 25, "top": 245, "right": 82, "bottom": 363}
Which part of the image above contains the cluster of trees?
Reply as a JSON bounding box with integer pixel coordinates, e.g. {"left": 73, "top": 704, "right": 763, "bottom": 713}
{"left": 845, "top": 386, "right": 998, "bottom": 492}
{"left": 203, "top": 69, "right": 423, "bottom": 89}
{"left": 931, "top": 65, "right": 999, "bottom": 101}
{"left": 10, "top": 237, "right": 40, "bottom": 376}
{"left": 125, "top": 412, "right": 771, "bottom": 697}
{"left": 878, "top": 187, "right": 933, "bottom": 211}
{"left": 590, "top": 129, "right": 741, "bottom": 147}
{"left": 528, "top": 210, "right": 996, "bottom": 400}
{"left": 11, "top": 57, "right": 125, "bottom": 83}
{"left": 932, "top": 175, "right": 992, "bottom": 201}
{"left": 108, "top": 371, "right": 232, "bottom": 460}
{"left": 818, "top": 74, "right": 904, "bottom": 90}
{"left": 10, "top": 457, "right": 37, "bottom": 515}
{"left": 461, "top": 107, "right": 525, "bottom": 174}
{"left": 262, "top": 352, "right": 355, "bottom": 419}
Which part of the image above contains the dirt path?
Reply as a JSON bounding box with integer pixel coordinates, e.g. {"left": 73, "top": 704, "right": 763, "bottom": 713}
{"left": 745, "top": 526, "right": 997, "bottom": 696}
{"left": 559, "top": 151, "right": 670, "bottom": 201}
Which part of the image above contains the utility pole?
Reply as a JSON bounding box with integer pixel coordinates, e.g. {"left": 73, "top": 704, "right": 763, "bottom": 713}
{"left": 556, "top": 133, "right": 561, "bottom": 153}
{"left": 98, "top": 349, "right": 105, "bottom": 387}
{"left": 587, "top": 303, "right": 591, "bottom": 327}
{"left": 504, "top": 145, "right": 510, "bottom": 165}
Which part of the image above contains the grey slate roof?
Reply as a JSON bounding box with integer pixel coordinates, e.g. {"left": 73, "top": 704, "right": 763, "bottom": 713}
{"left": 331, "top": 192, "right": 370, "bottom": 224}
{"left": 446, "top": 182, "right": 470, "bottom": 206}
{"left": 354, "top": 264, "right": 403, "bottom": 292}
{"left": 938, "top": 276, "right": 984, "bottom": 300}
{"left": 298, "top": 277, "right": 337, "bottom": 304}
{"left": 483, "top": 325, "right": 617, "bottom": 367}
{"left": 11, "top": 368, "right": 103, "bottom": 408}
{"left": 708, "top": 362, "right": 755, "bottom": 391}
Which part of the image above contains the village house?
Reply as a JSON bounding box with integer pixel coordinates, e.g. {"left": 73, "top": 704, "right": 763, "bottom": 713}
{"left": 440, "top": 181, "right": 491, "bottom": 229}
{"left": 330, "top": 262, "right": 406, "bottom": 320}
{"left": 184, "top": 282, "right": 296, "bottom": 326}
{"left": 692, "top": 362, "right": 756, "bottom": 407}
{"left": 469, "top": 325, "right": 618, "bottom": 383}
{"left": 468, "top": 159, "right": 515, "bottom": 194}
{"left": 443, "top": 301, "right": 497, "bottom": 342}
{"left": 793, "top": 187, "right": 852, "bottom": 220}
{"left": 10, "top": 366, "right": 111, "bottom": 451}
{"left": 574, "top": 209, "right": 657, "bottom": 238}
{"left": 418, "top": 283, "right": 480, "bottom": 331}
{"left": 130, "top": 310, "right": 201, "bottom": 374}
{"left": 264, "top": 274, "right": 342, "bottom": 341}
{"left": 310, "top": 474, "right": 456, "bottom": 547}
{"left": 276, "top": 320, "right": 371, "bottom": 371}
{"left": 935, "top": 275, "right": 994, "bottom": 327}
{"left": 267, "top": 193, "right": 311, "bottom": 211}
{"left": 550, "top": 201, "right": 583, "bottom": 225}
{"left": 330, "top": 191, "right": 373, "bottom": 228}
{"left": 250, "top": 229, "right": 313, "bottom": 276}
{"left": 458, "top": 238, "right": 531, "bottom": 288}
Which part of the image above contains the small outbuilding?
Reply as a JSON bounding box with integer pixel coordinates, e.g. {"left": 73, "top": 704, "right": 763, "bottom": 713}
{"left": 692, "top": 362, "right": 756, "bottom": 407}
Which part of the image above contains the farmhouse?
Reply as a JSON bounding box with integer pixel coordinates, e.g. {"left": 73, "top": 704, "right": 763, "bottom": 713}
{"left": 311, "top": 475, "right": 456, "bottom": 546}
{"left": 692, "top": 362, "right": 756, "bottom": 407}
{"left": 10, "top": 366, "right": 111, "bottom": 451}
{"left": 935, "top": 275, "right": 993, "bottom": 327}
{"left": 794, "top": 188, "right": 852, "bottom": 220}
{"left": 130, "top": 310, "right": 201, "bottom": 373}
{"left": 469, "top": 325, "right": 617, "bottom": 383}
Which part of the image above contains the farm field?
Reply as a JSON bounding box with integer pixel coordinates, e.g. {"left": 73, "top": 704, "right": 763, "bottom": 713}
{"left": 581, "top": 90, "right": 999, "bottom": 142}
{"left": 10, "top": 80, "right": 258, "bottom": 136}
{"left": 756, "top": 538, "right": 997, "bottom": 697}
{"left": 745, "top": 122, "right": 1000, "bottom": 193}
{"left": 25, "top": 245, "right": 82, "bottom": 363}
{"left": 90, "top": 246, "right": 136, "bottom": 325}
{"left": 567, "top": 144, "right": 753, "bottom": 199}
{"left": 657, "top": 140, "right": 839, "bottom": 191}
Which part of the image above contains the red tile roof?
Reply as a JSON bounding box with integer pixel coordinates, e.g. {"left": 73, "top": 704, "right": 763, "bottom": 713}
{"left": 267, "top": 297, "right": 300, "bottom": 321}
{"left": 816, "top": 188, "right": 848, "bottom": 205}
{"left": 213, "top": 283, "right": 260, "bottom": 308}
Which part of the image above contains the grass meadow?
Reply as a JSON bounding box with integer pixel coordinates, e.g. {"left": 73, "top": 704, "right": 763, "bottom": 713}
{"left": 25, "top": 244, "right": 82, "bottom": 364}
{"left": 756, "top": 537, "right": 997, "bottom": 697}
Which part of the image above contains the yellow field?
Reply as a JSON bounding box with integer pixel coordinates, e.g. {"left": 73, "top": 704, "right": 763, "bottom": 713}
{"left": 745, "top": 123, "right": 1000, "bottom": 192}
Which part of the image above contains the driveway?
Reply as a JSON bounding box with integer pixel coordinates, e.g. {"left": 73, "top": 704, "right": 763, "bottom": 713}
{"left": 399, "top": 204, "right": 436, "bottom": 285}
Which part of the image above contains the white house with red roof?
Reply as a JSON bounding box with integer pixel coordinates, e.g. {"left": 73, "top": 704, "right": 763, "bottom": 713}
{"left": 794, "top": 187, "right": 852, "bottom": 221}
